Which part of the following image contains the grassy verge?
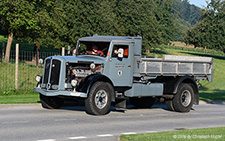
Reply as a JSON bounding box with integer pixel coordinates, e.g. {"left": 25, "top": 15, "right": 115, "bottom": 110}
{"left": 163, "top": 45, "right": 225, "bottom": 57}
{"left": 199, "top": 90, "right": 225, "bottom": 101}
{"left": 0, "top": 93, "right": 40, "bottom": 104}
{"left": 120, "top": 127, "right": 225, "bottom": 141}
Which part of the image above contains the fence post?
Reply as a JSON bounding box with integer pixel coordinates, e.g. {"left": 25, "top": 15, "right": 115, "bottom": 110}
{"left": 62, "top": 47, "right": 65, "bottom": 56}
{"left": 36, "top": 47, "right": 38, "bottom": 68}
{"left": 2, "top": 41, "right": 5, "bottom": 60}
{"left": 67, "top": 46, "right": 70, "bottom": 55}
{"left": 15, "top": 44, "right": 19, "bottom": 90}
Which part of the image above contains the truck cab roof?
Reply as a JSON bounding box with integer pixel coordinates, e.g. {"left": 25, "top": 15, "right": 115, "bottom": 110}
{"left": 78, "top": 35, "right": 142, "bottom": 43}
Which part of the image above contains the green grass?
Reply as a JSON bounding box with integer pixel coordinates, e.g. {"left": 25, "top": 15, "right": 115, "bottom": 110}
{"left": 200, "top": 58, "right": 225, "bottom": 91}
{"left": 0, "top": 62, "right": 43, "bottom": 94}
{"left": 120, "top": 127, "right": 225, "bottom": 141}
{"left": 164, "top": 45, "right": 225, "bottom": 57}
{"left": 199, "top": 90, "right": 225, "bottom": 101}
{"left": 0, "top": 93, "right": 40, "bottom": 104}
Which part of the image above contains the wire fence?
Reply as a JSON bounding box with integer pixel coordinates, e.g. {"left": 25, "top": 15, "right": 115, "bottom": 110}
{"left": 0, "top": 46, "right": 62, "bottom": 94}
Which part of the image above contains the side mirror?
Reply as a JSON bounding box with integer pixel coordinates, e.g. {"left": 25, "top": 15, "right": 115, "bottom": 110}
{"left": 118, "top": 48, "right": 124, "bottom": 58}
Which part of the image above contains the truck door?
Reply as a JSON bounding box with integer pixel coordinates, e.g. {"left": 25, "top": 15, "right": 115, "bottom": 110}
{"left": 108, "top": 43, "right": 133, "bottom": 87}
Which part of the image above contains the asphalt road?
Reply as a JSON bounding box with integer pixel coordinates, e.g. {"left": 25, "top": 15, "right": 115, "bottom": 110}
{"left": 0, "top": 102, "right": 225, "bottom": 141}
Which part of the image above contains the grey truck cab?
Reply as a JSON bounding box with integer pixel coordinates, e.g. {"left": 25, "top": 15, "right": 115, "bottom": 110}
{"left": 34, "top": 35, "right": 213, "bottom": 115}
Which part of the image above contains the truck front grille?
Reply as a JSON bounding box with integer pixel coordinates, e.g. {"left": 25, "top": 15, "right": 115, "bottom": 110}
{"left": 41, "top": 59, "right": 61, "bottom": 90}
{"left": 43, "top": 59, "right": 51, "bottom": 84}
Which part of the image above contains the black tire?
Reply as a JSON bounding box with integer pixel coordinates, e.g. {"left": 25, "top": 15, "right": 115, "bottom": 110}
{"left": 40, "top": 94, "right": 64, "bottom": 109}
{"left": 172, "top": 83, "right": 194, "bottom": 112}
{"left": 85, "top": 82, "right": 113, "bottom": 115}
{"left": 165, "top": 100, "right": 175, "bottom": 111}
{"left": 130, "top": 97, "right": 155, "bottom": 108}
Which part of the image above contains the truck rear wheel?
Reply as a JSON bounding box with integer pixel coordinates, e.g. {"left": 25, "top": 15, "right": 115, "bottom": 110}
{"left": 130, "top": 97, "right": 155, "bottom": 108}
{"left": 85, "top": 82, "right": 113, "bottom": 115}
{"left": 40, "top": 94, "right": 64, "bottom": 109}
{"left": 172, "top": 83, "right": 194, "bottom": 112}
{"left": 165, "top": 100, "right": 175, "bottom": 111}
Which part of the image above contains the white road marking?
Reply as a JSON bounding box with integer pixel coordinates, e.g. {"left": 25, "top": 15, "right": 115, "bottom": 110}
{"left": 2, "top": 121, "right": 29, "bottom": 124}
{"left": 122, "top": 132, "right": 137, "bottom": 135}
{"left": 68, "top": 136, "right": 87, "bottom": 140}
{"left": 97, "top": 134, "right": 114, "bottom": 137}
{"left": 37, "top": 139, "right": 55, "bottom": 141}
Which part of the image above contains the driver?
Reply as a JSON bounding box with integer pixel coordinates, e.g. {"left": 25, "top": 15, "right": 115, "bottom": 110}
{"left": 87, "top": 45, "right": 104, "bottom": 56}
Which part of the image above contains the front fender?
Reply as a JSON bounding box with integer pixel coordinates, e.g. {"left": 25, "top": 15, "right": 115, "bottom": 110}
{"left": 76, "top": 74, "right": 114, "bottom": 94}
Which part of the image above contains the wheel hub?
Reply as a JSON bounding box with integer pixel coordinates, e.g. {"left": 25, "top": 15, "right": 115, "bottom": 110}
{"left": 95, "top": 90, "right": 108, "bottom": 109}
{"left": 181, "top": 90, "right": 191, "bottom": 107}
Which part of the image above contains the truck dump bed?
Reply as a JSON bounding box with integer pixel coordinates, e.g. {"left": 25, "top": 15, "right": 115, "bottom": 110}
{"left": 140, "top": 55, "right": 213, "bottom": 81}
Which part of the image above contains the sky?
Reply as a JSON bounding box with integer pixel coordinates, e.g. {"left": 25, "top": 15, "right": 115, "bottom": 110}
{"left": 189, "top": 0, "right": 209, "bottom": 8}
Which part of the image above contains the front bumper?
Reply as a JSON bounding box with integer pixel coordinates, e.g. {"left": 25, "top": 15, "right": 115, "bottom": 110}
{"left": 34, "top": 87, "right": 87, "bottom": 98}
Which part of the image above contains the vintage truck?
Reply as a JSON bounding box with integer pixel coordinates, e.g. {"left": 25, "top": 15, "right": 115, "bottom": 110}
{"left": 34, "top": 35, "right": 213, "bottom": 115}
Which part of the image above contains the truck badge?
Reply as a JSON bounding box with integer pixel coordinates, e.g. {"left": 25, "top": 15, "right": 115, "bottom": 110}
{"left": 118, "top": 70, "right": 122, "bottom": 76}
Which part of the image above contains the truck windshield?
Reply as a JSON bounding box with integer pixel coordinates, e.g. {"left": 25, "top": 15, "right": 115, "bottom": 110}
{"left": 76, "top": 41, "right": 110, "bottom": 57}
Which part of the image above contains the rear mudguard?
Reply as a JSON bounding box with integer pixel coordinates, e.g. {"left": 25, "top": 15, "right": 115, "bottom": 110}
{"left": 174, "top": 76, "right": 199, "bottom": 105}
{"left": 163, "top": 76, "right": 199, "bottom": 104}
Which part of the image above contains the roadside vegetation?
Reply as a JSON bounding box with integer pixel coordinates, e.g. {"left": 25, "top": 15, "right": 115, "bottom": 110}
{"left": 0, "top": 94, "right": 39, "bottom": 104}
{"left": 0, "top": 62, "right": 42, "bottom": 94}
{"left": 120, "top": 127, "right": 225, "bottom": 141}
{"left": 0, "top": 42, "right": 224, "bottom": 104}
{"left": 0, "top": 0, "right": 224, "bottom": 103}
{"left": 0, "top": 62, "right": 41, "bottom": 104}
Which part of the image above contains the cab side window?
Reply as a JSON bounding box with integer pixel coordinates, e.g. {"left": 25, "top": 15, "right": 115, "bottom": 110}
{"left": 112, "top": 45, "right": 129, "bottom": 58}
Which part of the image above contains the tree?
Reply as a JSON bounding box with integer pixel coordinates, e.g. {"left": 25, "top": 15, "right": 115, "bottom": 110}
{"left": 154, "top": 0, "right": 176, "bottom": 44}
{"left": 18, "top": 0, "right": 65, "bottom": 62}
{"left": 184, "top": 0, "right": 225, "bottom": 52}
{"left": 1, "top": 0, "right": 181, "bottom": 55}
{"left": 0, "top": 0, "right": 66, "bottom": 63}
{"left": 0, "top": 0, "right": 39, "bottom": 63}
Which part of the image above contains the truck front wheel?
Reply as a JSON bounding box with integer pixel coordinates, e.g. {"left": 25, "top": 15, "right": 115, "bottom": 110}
{"left": 40, "top": 94, "right": 64, "bottom": 109}
{"left": 85, "top": 82, "right": 113, "bottom": 115}
{"left": 173, "top": 83, "right": 194, "bottom": 112}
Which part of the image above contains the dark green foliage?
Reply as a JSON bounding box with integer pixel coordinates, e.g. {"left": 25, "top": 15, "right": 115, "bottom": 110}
{"left": 0, "top": 0, "right": 39, "bottom": 36}
{"left": 184, "top": 0, "right": 225, "bottom": 52}
{"left": 0, "top": 0, "right": 179, "bottom": 51}
{"left": 52, "top": 0, "right": 177, "bottom": 50}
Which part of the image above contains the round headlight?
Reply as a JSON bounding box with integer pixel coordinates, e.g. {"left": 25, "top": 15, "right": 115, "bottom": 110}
{"left": 90, "top": 63, "right": 95, "bottom": 69}
{"left": 71, "top": 79, "right": 78, "bottom": 87}
{"left": 35, "top": 75, "right": 42, "bottom": 82}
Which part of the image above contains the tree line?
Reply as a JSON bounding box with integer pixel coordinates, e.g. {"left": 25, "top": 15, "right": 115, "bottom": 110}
{"left": 184, "top": 0, "right": 225, "bottom": 53}
{"left": 0, "top": 0, "right": 180, "bottom": 62}
{"left": 1, "top": 0, "right": 218, "bottom": 63}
